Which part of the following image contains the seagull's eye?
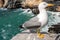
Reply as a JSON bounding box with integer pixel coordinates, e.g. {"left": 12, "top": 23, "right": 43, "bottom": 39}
{"left": 44, "top": 4, "right": 46, "bottom": 5}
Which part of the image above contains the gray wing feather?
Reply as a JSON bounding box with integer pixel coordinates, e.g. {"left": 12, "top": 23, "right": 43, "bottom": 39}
{"left": 23, "top": 17, "right": 41, "bottom": 28}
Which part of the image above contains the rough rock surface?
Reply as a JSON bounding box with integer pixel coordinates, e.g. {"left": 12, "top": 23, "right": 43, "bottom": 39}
{"left": 11, "top": 33, "right": 58, "bottom": 40}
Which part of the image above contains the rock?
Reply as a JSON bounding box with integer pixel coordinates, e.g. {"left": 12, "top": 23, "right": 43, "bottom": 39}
{"left": 0, "top": 0, "right": 8, "bottom": 8}
{"left": 2, "top": 0, "right": 22, "bottom": 9}
{"left": 3, "top": 0, "right": 8, "bottom": 8}
{"left": 56, "top": 6, "right": 60, "bottom": 12}
{"left": 55, "top": 1, "right": 60, "bottom": 12}
{"left": 32, "top": 8, "right": 39, "bottom": 14}
{"left": 0, "top": 0, "right": 4, "bottom": 7}
{"left": 11, "top": 33, "right": 57, "bottom": 40}
{"left": 48, "top": 24, "right": 60, "bottom": 34}
{"left": 21, "top": 0, "right": 43, "bottom": 8}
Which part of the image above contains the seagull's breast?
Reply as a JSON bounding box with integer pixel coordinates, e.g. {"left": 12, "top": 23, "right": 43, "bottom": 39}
{"left": 37, "top": 12, "right": 48, "bottom": 26}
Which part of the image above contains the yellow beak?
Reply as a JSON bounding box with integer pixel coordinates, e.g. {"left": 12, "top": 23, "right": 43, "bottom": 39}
{"left": 48, "top": 4, "right": 55, "bottom": 6}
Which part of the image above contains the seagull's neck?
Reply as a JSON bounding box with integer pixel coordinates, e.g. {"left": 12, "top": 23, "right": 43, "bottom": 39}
{"left": 37, "top": 9, "right": 47, "bottom": 17}
{"left": 37, "top": 8, "right": 48, "bottom": 26}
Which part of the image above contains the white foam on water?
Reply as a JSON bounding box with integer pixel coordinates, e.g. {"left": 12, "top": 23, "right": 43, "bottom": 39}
{"left": 41, "top": 11, "right": 60, "bottom": 32}
{"left": 0, "top": 8, "right": 7, "bottom": 10}
{"left": 1, "top": 29, "right": 6, "bottom": 33}
{"left": 7, "top": 24, "right": 12, "bottom": 27}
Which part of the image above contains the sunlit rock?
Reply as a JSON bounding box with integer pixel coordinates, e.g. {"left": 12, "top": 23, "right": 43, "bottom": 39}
{"left": 21, "top": 0, "right": 43, "bottom": 8}
{"left": 0, "top": 0, "right": 4, "bottom": 7}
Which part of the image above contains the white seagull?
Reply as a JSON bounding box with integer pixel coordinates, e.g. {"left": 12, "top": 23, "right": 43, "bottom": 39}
{"left": 19, "top": 2, "right": 54, "bottom": 38}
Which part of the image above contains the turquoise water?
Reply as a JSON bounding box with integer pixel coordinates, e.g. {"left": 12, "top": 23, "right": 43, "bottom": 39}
{"left": 0, "top": 8, "right": 60, "bottom": 40}
{"left": 0, "top": 8, "right": 35, "bottom": 40}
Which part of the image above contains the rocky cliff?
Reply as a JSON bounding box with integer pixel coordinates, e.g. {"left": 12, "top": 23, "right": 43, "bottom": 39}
{"left": 21, "top": 0, "right": 43, "bottom": 8}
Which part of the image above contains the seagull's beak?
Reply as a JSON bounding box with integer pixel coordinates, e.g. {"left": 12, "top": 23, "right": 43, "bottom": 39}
{"left": 48, "top": 4, "right": 55, "bottom": 7}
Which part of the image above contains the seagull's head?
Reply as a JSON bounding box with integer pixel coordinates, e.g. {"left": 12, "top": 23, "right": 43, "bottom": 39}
{"left": 38, "top": 2, "right": 54, "bottom": 9}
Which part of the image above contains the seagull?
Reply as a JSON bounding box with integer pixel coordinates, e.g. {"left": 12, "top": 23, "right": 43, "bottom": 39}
{"left": 19, "top": 2, "right": 54, "bottom": 38}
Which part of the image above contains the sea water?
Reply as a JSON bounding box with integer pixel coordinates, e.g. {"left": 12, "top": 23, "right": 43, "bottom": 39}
{"left": 0, "top": 8, "right": 35, "bottom": 40}
{"left": 0, "top": 8, "right": 60, "bottom": 40}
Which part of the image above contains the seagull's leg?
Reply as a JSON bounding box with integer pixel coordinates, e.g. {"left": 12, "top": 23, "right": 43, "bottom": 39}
{"left": 37, "top": 28, "right": 45, "bottom": 39}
